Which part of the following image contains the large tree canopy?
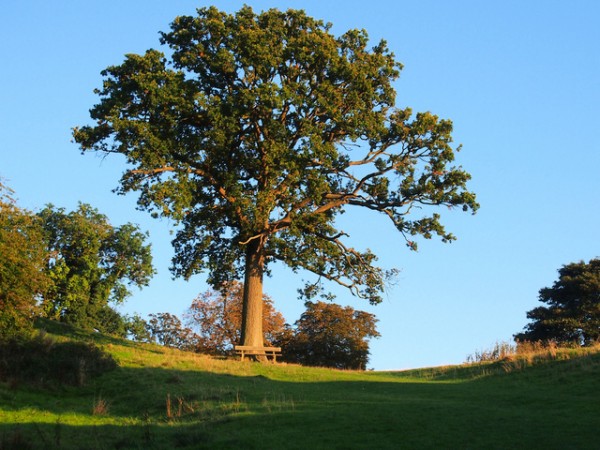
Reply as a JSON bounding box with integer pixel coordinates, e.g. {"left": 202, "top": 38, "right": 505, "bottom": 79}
{"left": 74, "top": 6, "right": 478, "bottom": 348}
{"left": 515, "top": 259, "right": 600, "bottom": 346}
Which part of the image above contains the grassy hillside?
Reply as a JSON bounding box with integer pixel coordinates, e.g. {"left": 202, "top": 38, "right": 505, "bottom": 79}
{"left": 1, "top": 322, "right": 599, "bottom": 449}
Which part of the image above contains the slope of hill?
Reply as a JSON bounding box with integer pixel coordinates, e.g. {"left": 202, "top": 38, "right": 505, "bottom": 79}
{"left": 1, "top": 322, "right": 599, "bottom": 449}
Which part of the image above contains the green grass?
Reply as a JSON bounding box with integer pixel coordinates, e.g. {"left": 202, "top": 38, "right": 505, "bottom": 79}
{"left": 1, "top": 322, "right": 599, "bottom": 449}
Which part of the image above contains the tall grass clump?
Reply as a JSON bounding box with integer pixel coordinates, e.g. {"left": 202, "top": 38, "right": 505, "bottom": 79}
{"left": 92, "top": 395, "right": 110, "bottom": 416}
{"left": 465, "top": 341, "right": 516, "bottom": 363}
{"left": 466, "top": 339, "right": 600, "bottom": 375}
{"left": 500, "top": 340, "right": 600, "bottom": 373}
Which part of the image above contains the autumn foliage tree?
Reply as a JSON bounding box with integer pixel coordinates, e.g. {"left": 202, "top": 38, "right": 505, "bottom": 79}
{"left": 515, "top": 258, "right": 600, "bottom": 346}
{"left": 74, "top": 6, "right": 478, "bottom": 350}
{"left": 186, "top": 281, "right": 286, "bottom": 355}
{"left": 0, "top": 182, "right": 49, "bottom": 338}
{"left": 279, "top": 301, "right": 380, "bottom": 370}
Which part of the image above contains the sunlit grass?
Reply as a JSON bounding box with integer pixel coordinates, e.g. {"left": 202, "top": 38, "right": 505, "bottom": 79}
{"left": 1, "top": 323, "right": 599, "bottom": 449}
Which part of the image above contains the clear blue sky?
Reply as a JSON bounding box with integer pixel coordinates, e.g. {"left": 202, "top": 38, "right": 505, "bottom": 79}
{"left": 1, "top": 1, "right": 598, "bottom": 370}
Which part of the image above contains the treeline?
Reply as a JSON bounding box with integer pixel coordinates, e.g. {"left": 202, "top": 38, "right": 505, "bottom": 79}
{"left": 0, "top": 181, "right": 379, "bottom": 370}
{"left": 129, "top": 281, "right": 379, "bottom": 370}
{"left": 2, "top": 179, "right": 597, "bottom": 372}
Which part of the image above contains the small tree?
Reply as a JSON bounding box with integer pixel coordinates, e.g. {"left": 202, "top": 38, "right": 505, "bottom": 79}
{"left": 515, "top": 258, "right": 600, "bottom": 346}
{"left": 146, "top": 312, "right": 197, "bottom": 350}
{"left": 38, "top": 203, "right": 155, "bottom": 333}
{"left": 74, "top": 6, "right": 478, "bottom": 350}
{"left": 281, "top": 301, "right": 380, "bottom": 370}
{"left": 186, "top": 281, "right": 286, "bottom": 355}
{"left": 0, "top": 182, "right": 49, "bottom": 338}
{"left": 125, "top": 313, "right": 153, "bottom": 343}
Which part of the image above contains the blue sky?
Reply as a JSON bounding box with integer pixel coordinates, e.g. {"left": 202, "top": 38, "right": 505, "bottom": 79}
{"left": 1, "top": 1, "right": 598, "bottom": 370}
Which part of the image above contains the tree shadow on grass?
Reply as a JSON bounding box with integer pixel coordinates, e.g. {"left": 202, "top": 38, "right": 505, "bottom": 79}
{"left": 1, "top": 360, "right": 599, "bottom": 450}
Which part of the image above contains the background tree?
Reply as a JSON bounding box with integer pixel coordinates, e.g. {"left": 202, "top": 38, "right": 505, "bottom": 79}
{"left": 125, "top": 313, "right": 154, "bottom": 343}
{"left": 146, "top": 312, "right": 197, "bottom": 350}
{"left": 73, "top": 6, "right": 478, "bottom": 350}
{"left": 515, "top": 258, "right": 600, "bottom": 346}
{"left": 279, "top": 301, "right": 380, "bottom": 370}
{"left": 186, "top": 281, "right": 286, "bottom": 355}
{"left": 0, "top": 182, "right": 49, "bottom": 338}
{"left": 39, "top": 203, "right": 154, "bottom": 334}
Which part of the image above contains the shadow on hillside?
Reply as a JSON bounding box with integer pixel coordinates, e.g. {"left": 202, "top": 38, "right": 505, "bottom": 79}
{"left": 2, "top": 354, "right": 599, "bottom": 449}
{"left": 0, "top": 364, "right": 489, "bottom": 450}
{"left": 1, "top": 365, "right": 454, "bottom": 416}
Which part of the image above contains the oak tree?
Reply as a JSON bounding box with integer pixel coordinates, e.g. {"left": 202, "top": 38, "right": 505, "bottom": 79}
{"left": 515, "top": 259, "right": 600, "bottom": 346}
{"left": 74, "top": 6, "right": 478, "bottom": 350}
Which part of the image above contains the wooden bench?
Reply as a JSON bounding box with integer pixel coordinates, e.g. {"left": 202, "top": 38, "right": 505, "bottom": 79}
{"left": 234, "top": 345, "right": 282, "bottom": 362}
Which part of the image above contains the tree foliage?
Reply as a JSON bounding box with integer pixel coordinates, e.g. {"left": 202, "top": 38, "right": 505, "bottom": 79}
{"left": 186, "top": 281, "right": 286, "bottom": 354}
{"left": 280, "top": 301, "right": 379, "bottom": 370}
{"left": 73, "top": 6, "right": 478, "bottom": 348}
{"left": 38, "top": 203, "right": 154, "bottom": 333}
{"left": 0, "top": 182, "right": 49, "bottom": 338}
{"left": 515, "top": 258, "right": 600, "bottom": 346}
{"left": 146, "top": 312, "right": 197, "bottom": 350}
{"left": 125, "top": 313, "right": 154, "bottom": 343}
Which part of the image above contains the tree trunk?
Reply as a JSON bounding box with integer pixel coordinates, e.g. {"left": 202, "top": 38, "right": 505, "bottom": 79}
{"left": 240, "top": 238, "right": 265, "bottom": 359}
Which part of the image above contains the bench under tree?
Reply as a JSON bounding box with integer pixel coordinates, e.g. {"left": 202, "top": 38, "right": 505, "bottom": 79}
{"left": 234, "top": 345, "right": 282, "bottom": 362}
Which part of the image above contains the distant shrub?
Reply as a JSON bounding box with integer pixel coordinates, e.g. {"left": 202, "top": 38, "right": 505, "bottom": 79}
{"left": 0, "top": 333, "right": 117, "bottom": 387}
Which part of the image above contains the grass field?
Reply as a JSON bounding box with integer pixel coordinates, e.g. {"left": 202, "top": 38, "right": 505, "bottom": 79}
{"left": 1, "top": 322, "right": 599, "bottom": 449}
